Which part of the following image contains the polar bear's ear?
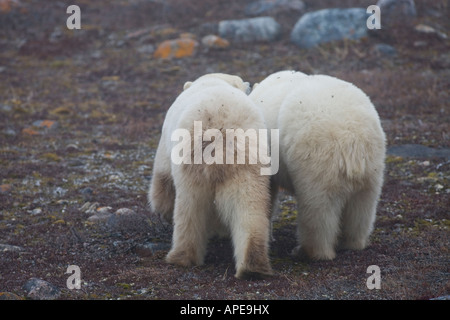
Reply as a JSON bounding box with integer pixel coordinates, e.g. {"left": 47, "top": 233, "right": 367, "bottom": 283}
{"left": 252, "top": 83, "right": 259, "bottom": 90}
{"left": 183, "top": 81, "right": 193, "bottom": 90}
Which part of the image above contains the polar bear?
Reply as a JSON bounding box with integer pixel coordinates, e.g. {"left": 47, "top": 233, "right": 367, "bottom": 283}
{"left": 250, "top": 70, "right": 386, "bottom": 260}
{"left": 148, "top": 73, "right": 273, "bottom": 279}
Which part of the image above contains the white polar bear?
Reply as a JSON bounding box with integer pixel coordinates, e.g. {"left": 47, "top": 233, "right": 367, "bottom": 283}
{"left": 250, "top": 70, "right": 386, "bottom": 260}
{"left": 148, "top": 73, "right": 273, "bottom": 279}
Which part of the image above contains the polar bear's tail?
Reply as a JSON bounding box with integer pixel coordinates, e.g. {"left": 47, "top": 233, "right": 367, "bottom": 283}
{"left": 337, "top": 135, "right": 368, "bottom": 180}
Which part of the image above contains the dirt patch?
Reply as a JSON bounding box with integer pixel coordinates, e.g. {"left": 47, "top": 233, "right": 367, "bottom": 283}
{"left": 0, "top": 0, "right": 448, "bottom": 300}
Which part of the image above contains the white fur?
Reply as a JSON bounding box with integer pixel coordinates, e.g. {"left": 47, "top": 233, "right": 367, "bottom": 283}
{"left": 149, "top": 73, "right": 273, "bottom": 279}
{"left": 250, "top": 70, "right": 386, "bottom": 260}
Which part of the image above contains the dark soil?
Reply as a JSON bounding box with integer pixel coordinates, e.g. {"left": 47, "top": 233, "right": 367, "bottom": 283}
{"left": 0, "top": 0, "right": 448, "bottom": 300}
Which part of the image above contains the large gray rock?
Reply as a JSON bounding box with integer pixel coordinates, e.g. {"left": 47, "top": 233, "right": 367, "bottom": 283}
{"left": 290, "top": 8, "right": 369, "bottom": 48}
{"left": 244, "top": 0, "right": 305, "bottom": 16}
{"left": 219, "top": 17, "right": 281, "bottom": 42}
{"left": 377, "top": 0, "right": 416, "bottom": 27}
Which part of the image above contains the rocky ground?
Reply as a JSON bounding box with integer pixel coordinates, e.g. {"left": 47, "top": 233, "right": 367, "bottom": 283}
{"left": 0, "top": 0, "right": 448, "bottom": 300}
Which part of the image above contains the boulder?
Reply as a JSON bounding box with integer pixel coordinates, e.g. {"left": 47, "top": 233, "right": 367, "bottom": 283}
{"left": 244, "top": 0, "right": 305, "bottom": 16}
{"left": 377, "top": 0, "right": 416, "bottom": 27}
{"left": 290, "top": 8, "right": 368, "bottom": 48}
{"left": 219, "top": 17, "right": 281, "bottom": 42}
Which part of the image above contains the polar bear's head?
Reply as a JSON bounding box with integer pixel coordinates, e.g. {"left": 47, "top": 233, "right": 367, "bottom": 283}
{"left": 183, "top": 73, "right": 251, "bottom": 95}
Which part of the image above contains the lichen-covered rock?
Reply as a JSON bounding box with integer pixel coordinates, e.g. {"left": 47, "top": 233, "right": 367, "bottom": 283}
{"left": 290, "top": 8, "right": 368, "bottom": 48}
{"left": 23, "top": 278, "right": 60, "bottom": 300}
{"left": 153, "top": 38, "right": 198, "bottom": 59}
{"left": 219, "top": 17, "right": 281, "bottom": 42}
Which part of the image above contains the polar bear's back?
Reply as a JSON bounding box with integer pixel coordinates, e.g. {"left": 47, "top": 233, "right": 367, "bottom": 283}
{"left": 250, "top": 70, "right": 307, "bottom": 130}
{"left": 279, "top": 75, "right": 385, "bottom": 185}
{"left": 177, "top": 86, "right": 265, "bottom": 132}
{"left": 166, "top": 80, "right": 267, "bottom": 184}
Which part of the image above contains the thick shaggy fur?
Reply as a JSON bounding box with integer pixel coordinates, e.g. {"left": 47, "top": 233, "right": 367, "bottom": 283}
{"left": 149, "top": 73, "right": 273, "bottom": 279}
{"left": 250, "top": 70, "right": 386, "bottom": 260}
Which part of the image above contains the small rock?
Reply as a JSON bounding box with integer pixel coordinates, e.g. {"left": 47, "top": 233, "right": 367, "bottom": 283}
{"left": 22, "top": 128, "right": 40, "bottom": 136}
{"left": 87, "top": 213, "right": 112, "bottom": 223}
{"left": 0, "top": 292, "right": 23, "bottom": 300}
{"left": 201, "top": 34, "right": 230, "bottom": 49}
{"left": 135, "top": 242, "right": 171, "bottom": 257}
{"left": 0, "top": 104, "right": 12, "bottom": 112}
{"left": 136, "top": 44, "right": 155, "bottom": 54}
{"left": 3, "top": 128, "right": 16, "bottom": 136}
{"left": 0, "top": 0, "right": 23, "bottom": 13}
{"left": 414, "top": 24, "right": 447, "bottom": 39}
{"left": 53, "top": 187, "right": 67, "bottom": 197}
{"left": 90, "top": 50, "right": 102, "bottom": 59}
{"left": 431, "top": 295, "right": 450, "bottom": 300}
{"left": 23, "top": 278, "right": 60, "bottom": 300}
{"left": 31, "top": 208, "right": 42, "bottom": 215}
{"left": 80, "top": 187, "right": 93, "bottom": 198}
{"left": 106, "top": 208, "right": 150, "bottom": 233}
{"left": 0, "top": 184, "right": 11, "bottom": 194}
{"left": 153, "top": 38, "right": 198, "bottom": 59}
{"left": 219, "top": 16, "right": 281, "bottom": 43}
{"left": 373, "top": 43, "right": 397, "bottom": 56}
{"left": 66, "top": 143, "right": 79, "bottom": 152}
{"left": 80, "top": 201, "right": 99, "bottom": 215}
{"left": 290, "top": 8, "right": 369, "bottom": 48}
{"left": 87, "top": 206, "right": 113, "bottom": 222}
{"left": 0, "top": 243, "right": 23, "bottom": 252}
{"left": 32, "top": 120, "right": 58, "bottom": 130}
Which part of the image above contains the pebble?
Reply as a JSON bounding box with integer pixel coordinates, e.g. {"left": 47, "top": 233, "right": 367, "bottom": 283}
{"left": 53, "top": 186, "right": 68, "bottom": 197}
{"left": 219, "top": 16, "right": 281, "bottom": 43}
{"left": 106, "top": 208, "right": 151, "bottom": 233}
{"left": 32, "top": 120, "right": 58, "bottom": 130}
{"left": 290, "top": 8, "right": 369, "bottom": 48}
{"left": 80, "top": 187, "right": 93, "bottom": 200}
{"left": 80, "top": 201, "right": 99, "bottom": 215}
{"left": 431, "top": 295, "right": 450, "bottom": 300}
{"left": 3, "top": 128, "right": 16, "bottom": 136}
{"left": 373, "top": 43, "right": 397, "bottom": 57}
{"left": 414, "top": 24, "right": 447, "bottom": 39}
{"left": 22, "top": 120, "right": 58, "bottom": 136}
{"left": 0, "top": 243, "right": 23, "bottom": 252}
{"left": 31, "top": 208, "right": 42, "bottom": 215}
{"left": 201, "top": 34, "right": 230, "bottom": 49}
{"left": 65, "top": 144, "right": 80, "bottom": 152}
{"left": 136, "top": 44, "right": 155, "bottom": 54}
{"left": 134, "top": 242, "right": 171, "bottom": 257}
{"left": 23, "top": 278, "right": 60, "bottom": 300}
{"left": 0, "top": 184, "right": 11, "bottom": 194}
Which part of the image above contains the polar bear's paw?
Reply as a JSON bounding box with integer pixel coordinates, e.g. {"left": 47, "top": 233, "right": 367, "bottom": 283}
{"left": 235, "top": 264, "right": 273, "bottom": 280}
{"left": 166, "top": 248, "right": 204, "bottom": 267}
{"left": 290, "top": 244, "right": 336, "bottom": 261}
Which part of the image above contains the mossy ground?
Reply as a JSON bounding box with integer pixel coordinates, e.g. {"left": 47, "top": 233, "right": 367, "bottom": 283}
{"left": 0, "top": 0, "right": 448, "bottom": 300}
